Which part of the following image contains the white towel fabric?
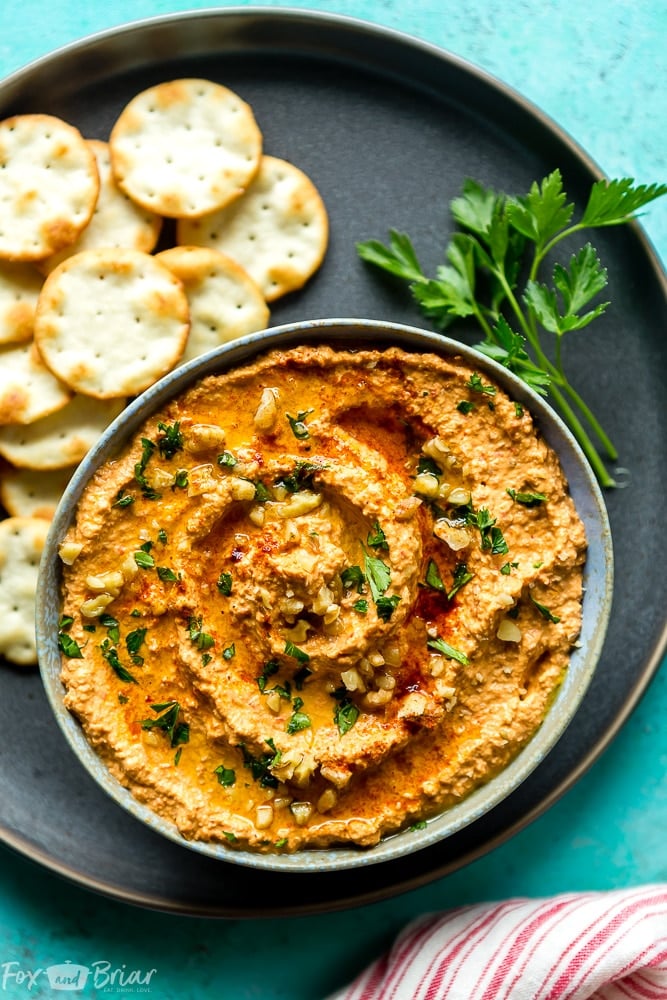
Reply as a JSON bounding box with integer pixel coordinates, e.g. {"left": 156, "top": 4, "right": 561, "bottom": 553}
{"left": 327, "top": 885, "right": 667, "bottom": 999}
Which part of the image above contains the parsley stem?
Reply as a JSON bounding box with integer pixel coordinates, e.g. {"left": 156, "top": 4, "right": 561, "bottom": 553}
{"left": 501, "top": 269, "right": 618, "bottom": 465}
{"left": 548, "top": 383, "right": 616, "bottom": 488}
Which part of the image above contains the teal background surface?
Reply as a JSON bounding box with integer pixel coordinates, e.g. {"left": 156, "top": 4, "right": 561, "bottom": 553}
{"left": 0, "top": 3, "right": 665, "bottom": 998}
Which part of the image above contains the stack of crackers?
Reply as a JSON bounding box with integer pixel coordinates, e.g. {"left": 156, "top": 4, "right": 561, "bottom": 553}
{"left": 0, "top": 77, "right": 329, "bottom": 666}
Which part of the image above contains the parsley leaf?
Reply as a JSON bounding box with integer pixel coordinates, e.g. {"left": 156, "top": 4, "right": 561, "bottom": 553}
{"left": 341, "top": 565, "right": 365, "bottom": 594}
{"left": 157, "top": 421, "right": 184, "bottom": 459}
{"left": 286, "top": 697, "right": 311, "bottom": 734}
{"left": 58, "top": 631, "right": 83, "bottom": 658}
{"left": 286, "top": 409, "right": 314, "bottom": 440}
{"left": 507, "top": 488, "right": 548, "bottom": 507}
{"left": 376, "top": 595, "right": 401, "bottom": 622}
{"left": 529, "top": 593, "right": 561, "bottom": 623}
{"left": 334, "top": 697, "right": 360, "bottom": 735}
{"left": 367, "top": 520, "right": 389, "bottom": 550}
{"left": 141, "top": 701, "right": 189, "bottom": 747}
{"left": 187, "top": 615, "right": 214, "bottom": 651}
{"left": 217, "top": 572, "right": 233, "bottom": 596}
{"left": 447, "top": 562, "right": 474, "bottom": 600}
{"left": 427, "top": 636, "right": 469, "bottom": 666}
{"left": 424, "top": 558, "right": 446, "bottom": 592}
{"left": 363, "top": 550, "right": 391, "bottom": 601}
{"left": 284, "top": 640, "right": 309, "bottom": 664}
{"left": 100, "top": 639, "right": 137, "bottom": 684}
{"left": 214, "top": 765, "right": 236, "bottom": 787}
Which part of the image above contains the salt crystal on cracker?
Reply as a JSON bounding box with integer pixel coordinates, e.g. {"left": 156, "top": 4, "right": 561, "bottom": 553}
{"left": 177, "top": 155, "right": 329, "bottom": 301}
{"left": 0, "top": 114, "right": 99, "bottom": 262}
{"left": 156, "top": 245, "right": 269, "bottom": 363}
{"left": 40, "top": 139, "right": 162, "bottom": 274}
{"left": 0, "top": 261, "right": 43, "bottom": 345}
{"left": 0, "top": 340, "right": 72, "bottom": 426}
{"left": 34, "top": 248, "right": 190, "bottom": 399}
{"left": 0, "top": 393, "right": 125, "bottom": 470}
{"left": 109, "top": 78, "right": 262, "bottom": 219}
{"left": 0, "top": 516, "right": 49, "bottom": 665}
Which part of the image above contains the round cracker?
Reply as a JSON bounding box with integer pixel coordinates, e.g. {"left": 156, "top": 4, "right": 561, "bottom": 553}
{"left": 156, "top": 246, "right": 269, "bottom": 364}
{"left": 177, "top": 155, "right": 329, "bottom": 301}
{"left": 0, "top": 465, "right": 73, "bottom": 520}
{"left": 109, "top": 78, "right": 262, "bottom": 219}
{"left": 0, "top": 113, "right": 99, "bottom": 261}
{"left": 0, "top": 340, "right": 72, "bottom": 425}
{"left": 0, "top": 393, "right": 125, "bottom": 470}
{"left": 34, "top": 248, "right": 190, "bottom": 398}
{"left": 0, "top": 260, "right": 44, "bottom": 345}
{"left": 40, "top": 140, "right": 163, "bottom": 274}
{"left": 0, "top": 516, "right": 49, "bottom": 665}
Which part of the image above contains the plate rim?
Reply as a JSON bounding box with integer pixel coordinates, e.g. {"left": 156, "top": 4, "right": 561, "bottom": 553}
{"left": 1, "top": 5, "right": 665, "bottom": 916}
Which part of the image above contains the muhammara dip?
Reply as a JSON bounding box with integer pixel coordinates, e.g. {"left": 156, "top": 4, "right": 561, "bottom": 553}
{"left": 58, "top": 345, "right": 586, "bottom": 852}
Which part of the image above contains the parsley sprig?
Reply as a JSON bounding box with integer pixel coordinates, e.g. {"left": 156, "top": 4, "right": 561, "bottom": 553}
{"left": 357, "top": 171, "right": 667, "bottom": 488}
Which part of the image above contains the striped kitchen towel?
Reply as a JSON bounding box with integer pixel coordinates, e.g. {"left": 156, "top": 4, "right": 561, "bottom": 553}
{"left": 327, "top": 885, "right": 667, "bottom": 999}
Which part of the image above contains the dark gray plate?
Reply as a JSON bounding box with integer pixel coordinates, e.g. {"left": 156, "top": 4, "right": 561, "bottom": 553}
{"left": 1, "top": 8, "right": 665, "bottom": 916}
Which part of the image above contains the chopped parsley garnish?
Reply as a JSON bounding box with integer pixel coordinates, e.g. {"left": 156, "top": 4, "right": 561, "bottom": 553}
{"left": 134, "top": 438, "right": 161, "bottom": 500}
{"left": 186, "top": 615, "right": 215, "bottom": 651}
{"left": 100, "top": 639, "right": 137, "bottom": 684}
{"left": 157, "top": 529, "right": 168, "bottom": 544}
{"left": 172, "top": 469, "right": 189, "bottom": 490}
{"left": 58, "top": 631, "right": 83, "bottom": 658}
{"left": 457, "top": 400, "right": 475, "bottom": 415}
{"left": 59, "top": 614, "right": 75, "bottom": 630}
{"left": 113, "top": 490, "right": 135, "bottom": 508}
{"left": 286, "top": 697, "right": 312, "bottom": 734}
{"left": 253, "top": 479, "right": 271, "bottom": 503}
{"left": 367, "top": 520, "right": 389, "bottom": 551}
{"left": 141, "top": 701, "right": 189, "bottom": 747}
{"left": 275, "top": 460, "right": 326, "bottom": 493}
{"left": 201, "top": 652, "right": 213, "bottom": 667}
{"left": 424, "top": 558, "right": 446, "bottom": 592}
{"left": 341, "top": 565, "right": 365, "bottom": 594}
{"left": 427, "top": 636, "right": 469, "bottom": 666}
{"left": 223, "top": 643, "right": 236, "bottom": 660}
{"left": 334, "top": 697, "right": 360, "bottom": 736}
{"left": 217, "top": 571, "right": 233, "bottom": 596}
{"left": 118, "top": 693, "right": 129, "bottom": 705}
{"left": 514, "top": 401, "right": 524, "bottom": 417}
{"left": 286, "top": 409, "right": 314, "bottom": 440}
{"left": 293, "top": 665, "right": 313, "bottom": 691}
{"left": 409, "top": 820, "right": 428, "bottom": 831}
{"left": 157, "top": 421, "right": 184, "bottom": 459}
{"left": 353, "top": 598, "right": 368, "bottom": 615}
{"left": 275, "top": 838, "right": 288, "bottom": 848}
{"left": 465, "top": 505, "right": 509, "bottom": 555}
{"left": 217, "top": 450, "right": 237, "bottom": 468}
{"left": 223, "top": 831, "right": 237, "bottom": 843}
{"left": 214, "top": 765, "right": 236, "bottom": 787}
{"left": 376, "top": 595, "right": 401, "bottom": 622}
{"left": 100, "top": 613, "right": 120, "bottom": 644}
{"left": 500, "top": 561, "right": 519, "bottom": 575}
{"left": 134, "top": 549, "right": 155, "bottom": 570}
{"left": 529, "top": 593, "right": 561, "bottom": 623}
{"left": 126, "top": 627, "right": 147, "bottom": 665}
{"left": 257, "top": 660, "right": 280, "bottom": 693}
{"left": 157, "top": 566, "right": 179, "bottom": 582}
{"left": 284, "top": 640, "right": 309, "bottom": 664}
{"left": 363, "top": 549, "right": 391, "bottom": 602}
{"left": 238, "top": 740, "right": 281, "bottom": 789}
{"left": 465, "top": 373, "right": 497, "bottom": 396}
{"left": 174, "top": 748, "right": 183, "bottom": 766}
{"left": 447, "top": 562, "right": 474, "bottom": 600}
{"left": 507, "top": 488, "right": 548, "bottom": 507}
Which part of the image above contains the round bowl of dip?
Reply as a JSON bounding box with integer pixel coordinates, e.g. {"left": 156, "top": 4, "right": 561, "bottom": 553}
{"left": 36, "top": 318, "right": 613, "bottom": 872}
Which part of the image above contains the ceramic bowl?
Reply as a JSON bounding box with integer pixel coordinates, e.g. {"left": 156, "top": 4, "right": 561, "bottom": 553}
{"left": 36, "top": 318, "right": 613, "bottom": 872}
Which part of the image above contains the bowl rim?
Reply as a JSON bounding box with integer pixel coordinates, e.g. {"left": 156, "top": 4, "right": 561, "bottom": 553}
{"left": 36, "top": 317, "right": 614, "bottom": 873}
